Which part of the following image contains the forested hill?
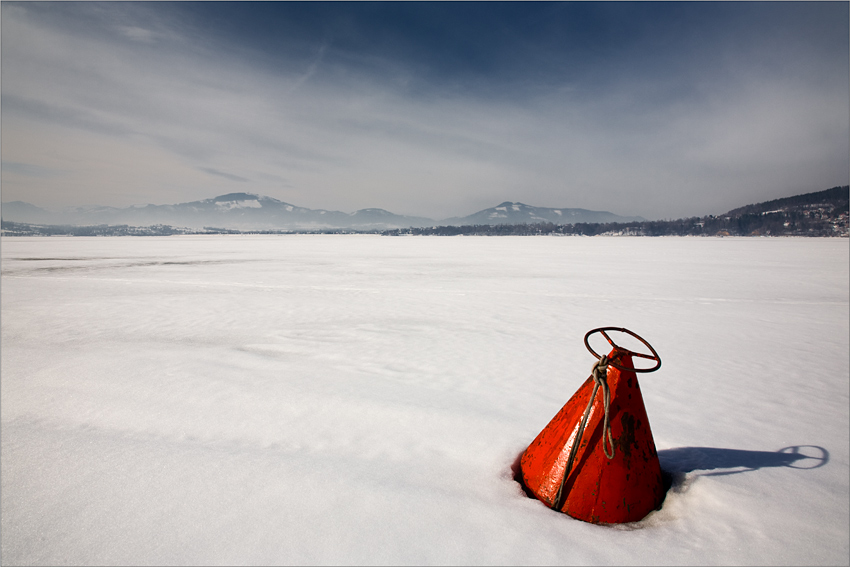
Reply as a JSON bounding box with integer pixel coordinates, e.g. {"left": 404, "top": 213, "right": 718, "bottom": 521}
{"left": 725, "top": 186, "right": 848, "bottom": 217}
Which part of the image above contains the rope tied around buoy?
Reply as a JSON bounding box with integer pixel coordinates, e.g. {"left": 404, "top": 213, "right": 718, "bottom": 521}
{"left": 593, "top": 357, "right": 616, "bottom": 461}
{"left": 553, "top": 354, "right": 616, "bottom": 510}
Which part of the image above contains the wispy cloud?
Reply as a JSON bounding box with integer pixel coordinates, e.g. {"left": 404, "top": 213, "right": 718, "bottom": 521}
{"left": 2, "top": 161, "right": 62, "bottom": 178}
{"left": 289, "top": 42, "right": 328, "bottom": 94}
{"left": 118, "top": 25, "right": 156, "bottom": 43}
{"left": 1, "top": 2, "right": 847, "bottom": 219}
{"left": 198, "top": 167, "right": 250, "bottom": 183}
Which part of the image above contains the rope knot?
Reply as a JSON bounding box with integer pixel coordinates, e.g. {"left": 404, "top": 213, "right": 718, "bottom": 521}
{"left": 591, "top": 355, "right": 608, "bottom": 384}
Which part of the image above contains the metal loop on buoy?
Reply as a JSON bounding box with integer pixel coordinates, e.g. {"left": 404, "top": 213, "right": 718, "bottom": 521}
{"left": 583, "top": 327, "right": 661, "bottom": 373}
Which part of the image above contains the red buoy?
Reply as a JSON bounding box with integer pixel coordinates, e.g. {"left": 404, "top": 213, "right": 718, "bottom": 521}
{"left": 520, "top": 327, "right": 665, "bottom": 524}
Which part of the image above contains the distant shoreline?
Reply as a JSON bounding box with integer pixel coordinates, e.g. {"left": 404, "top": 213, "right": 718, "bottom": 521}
{"left": 2, "top": 219, "right": 847, "bottom": 238}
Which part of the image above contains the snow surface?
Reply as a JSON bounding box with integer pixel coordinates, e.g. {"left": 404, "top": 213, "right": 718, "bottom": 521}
{"left": 215, "top": 199, "right": 263, "bottom": 210}
{"left": 1, "top": 235, "right": 848, "bottom": 566}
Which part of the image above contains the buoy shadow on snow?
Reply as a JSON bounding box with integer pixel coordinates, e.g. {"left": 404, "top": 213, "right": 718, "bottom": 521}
{"left": 511, "top": 445, "right": 827, "bottom": 526}
{"left": 658, "top": 445, "right": 829, "bottom": 479}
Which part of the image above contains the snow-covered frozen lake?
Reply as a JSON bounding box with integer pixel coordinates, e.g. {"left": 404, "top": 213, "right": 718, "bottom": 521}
{"left": 2, "top": 235, "right": 848, "bottom": 565}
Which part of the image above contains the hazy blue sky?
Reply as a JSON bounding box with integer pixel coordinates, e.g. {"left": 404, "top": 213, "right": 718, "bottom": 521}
{"left": 2, "top": 1, "right": 847, "bottom": 220}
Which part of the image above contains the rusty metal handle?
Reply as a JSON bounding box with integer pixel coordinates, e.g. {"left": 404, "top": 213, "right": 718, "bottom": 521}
{"left": 583, "top": 327, "right": 661, "bottom": 373}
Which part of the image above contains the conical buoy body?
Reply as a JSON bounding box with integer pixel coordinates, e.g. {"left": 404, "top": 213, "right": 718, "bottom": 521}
{"left": 520, "top": 349, "right": 664, "bottom": 524}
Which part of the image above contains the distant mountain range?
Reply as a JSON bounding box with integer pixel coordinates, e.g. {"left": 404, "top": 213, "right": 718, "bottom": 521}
{"left": 0, "top": 192, "right": 643, "bottom": 230}
{"left": 441, "top": 201, "right": 645, "bottom": 226}
{"left": 3, "top": 186, "right": 846, "bottom": 237}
